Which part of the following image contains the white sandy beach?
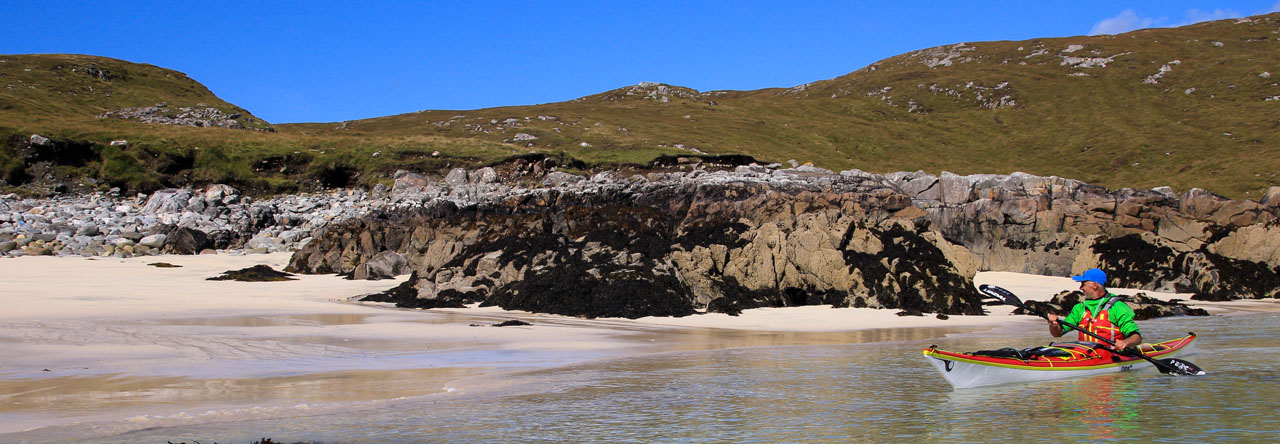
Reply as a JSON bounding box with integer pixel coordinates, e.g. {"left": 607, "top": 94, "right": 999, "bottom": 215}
{"left": 1, "top": 252, "right": 1275, "bottom": 435}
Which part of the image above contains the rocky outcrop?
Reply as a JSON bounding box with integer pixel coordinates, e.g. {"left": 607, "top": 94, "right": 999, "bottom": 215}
{"left": 884, "top": 171, "right": 1280, "bottom": 299}
{"left": 0, "top": 186, "right": 385, "bottom": 257}
{"left": 7, "top": 161, "right": 1276, "bottom": 319}
{"left": 291, "top": 166, "right": 987, "bottom": 318}
{"left": 289, "top": 166, "right": 1280, "bottom": 319}
{"left": 96, "top": 104, "right": 274, "bottom": 132}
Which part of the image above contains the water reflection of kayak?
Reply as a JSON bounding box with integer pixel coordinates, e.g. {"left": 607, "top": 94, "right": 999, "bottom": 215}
{"left": 923, "top": 333, "right": 1197, "bottom": 389}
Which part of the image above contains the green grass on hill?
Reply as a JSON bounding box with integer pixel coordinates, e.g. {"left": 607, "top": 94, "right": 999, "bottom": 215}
{"left": 3, "top": 14, "right": 1278, "bottom": 198}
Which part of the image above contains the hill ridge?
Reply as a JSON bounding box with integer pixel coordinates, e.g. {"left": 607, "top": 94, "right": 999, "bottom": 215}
{"left": 2, "top": 13, "right": 1278, "bottom": 198}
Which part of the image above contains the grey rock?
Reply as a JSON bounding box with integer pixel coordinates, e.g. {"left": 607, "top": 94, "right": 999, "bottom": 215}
{"left": 445, "top": 168, "right": 470, "bottom": 187}
{"left": 474, "top": 167, "right": 498, "bottom": 184}
{"left": 76, "top": 224, "right": 100, "bottom": 236}
{"left": 204, "top": 184, "right": 239, "bottom": 203}
{"left": 351, "top": 251, "right": 410, "bottom": 280}
{"left": 543, "top": 171, "right": 584, "bottom": 186}
{"left": 392, "top": 170, "right": 432, "bottom": 195}
{"left": 153, "top": 226, "right": 212, "bottom": 255}
{"left": 141, "top": 189, "right": 193, "bottom": 214}
{"left": 246, "top": 236, "right": 284, "bottom": 252}
{"left": 186, "top": 196, "right": 208, "bottom": 213}
{"left": 96, "top": 106, "right": 272, "bottom": 132}
{"left": 138, "top": 234, "right": 167, "bottom": 248}
{"left": 1260, "top": 186, "right": 1280, "bottom": 208}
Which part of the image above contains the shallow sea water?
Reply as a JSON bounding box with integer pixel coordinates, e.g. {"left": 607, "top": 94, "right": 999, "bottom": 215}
{"left": 12, "top": 312, "right": 1280, "bottom": 443}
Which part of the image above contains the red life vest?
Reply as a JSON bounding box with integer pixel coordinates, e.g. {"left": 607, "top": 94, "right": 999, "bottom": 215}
{"left": 1076, "top": 297, "right": 1123, "bottom": 342}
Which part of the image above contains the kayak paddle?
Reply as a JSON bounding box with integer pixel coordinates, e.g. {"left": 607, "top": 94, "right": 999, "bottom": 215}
{"left": 978, "top": 284, "right": 1206, "bottom": 376}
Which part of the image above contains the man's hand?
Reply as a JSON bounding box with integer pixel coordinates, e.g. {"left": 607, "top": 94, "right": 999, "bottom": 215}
{"left": 1046, "top": 313, "right": 1065, "bottom": 337}
{"left": 1111, "top": 334, "right": 1143, "bottom": 352}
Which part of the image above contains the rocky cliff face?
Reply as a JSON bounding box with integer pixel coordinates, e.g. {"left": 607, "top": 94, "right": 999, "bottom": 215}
{"left": 288, "top": 165, "right": 1280, "bottom": 318}
{"left": 887, "top": 171, "right": 1280, "bottom": 300}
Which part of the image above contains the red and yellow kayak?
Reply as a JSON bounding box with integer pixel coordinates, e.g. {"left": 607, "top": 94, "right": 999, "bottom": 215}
{"left": 923, "top": 334, "right": 1197, "bottom": 389}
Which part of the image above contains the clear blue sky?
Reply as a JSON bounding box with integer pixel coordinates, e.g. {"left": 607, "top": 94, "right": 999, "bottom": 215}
{"left": 5, "top": 1, "right": 1279, "bottom": 123}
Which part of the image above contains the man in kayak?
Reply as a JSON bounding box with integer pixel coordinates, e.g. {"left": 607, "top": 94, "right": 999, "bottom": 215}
{"left": 1046, "top": 268, "right": 1143, "bottom": 351}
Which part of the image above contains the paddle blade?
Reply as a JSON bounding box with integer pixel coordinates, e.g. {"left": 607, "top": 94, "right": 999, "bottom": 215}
{"left": 978, "top": 284, "right": 1023, "bottom": 307}
{"left": 1156, "top": 358, "right": 1207, "bottom": 376}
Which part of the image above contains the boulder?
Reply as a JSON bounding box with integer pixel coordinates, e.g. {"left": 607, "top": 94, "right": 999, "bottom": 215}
{"left": 203, "top": 184, "right": 239, "bottom": 203}
{"left": 1260, "top": 186, "right": 1280, "bottom": 208}
{"left": 392, "top": 170, "right": 432, "bottom": 195}
{"left": 542, "top": 171, "right": 584, "bottom": 186}
{"left": 444, "top": 168, "right": 469, "bottom": 187}
{"left": 246, "top": 236, "right": 285, "bottom": 252}
{"left": 350, "top": 251, "right": 410, "bottom": 280}
{"left": 75, "top": 224, "right": 100, "bottom": 236}
{"left": 140, "top": 189, "right": 194, "bottom": 214}
{"left": 138, "top": 234, "right": 167, "bottom": 248}
{"left": 151, "top": 225, "right": 213, "bottom": 255}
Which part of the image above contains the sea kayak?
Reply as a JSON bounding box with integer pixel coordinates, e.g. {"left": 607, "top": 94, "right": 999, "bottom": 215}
{"left": 923, "top": 333, "right": 1197, "bottom": 389}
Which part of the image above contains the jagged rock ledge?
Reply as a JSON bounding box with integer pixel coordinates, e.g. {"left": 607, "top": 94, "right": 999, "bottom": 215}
{"left": 288, "top": 165, "right": 1280, "bottom": 319}
{"left": 0, "top": 186, "right": 385, "bottom": 257}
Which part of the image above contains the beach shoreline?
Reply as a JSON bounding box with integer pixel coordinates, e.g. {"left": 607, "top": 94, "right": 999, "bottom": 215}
{"left": 2, "top": 253, "right": 1276, "bottom": 436}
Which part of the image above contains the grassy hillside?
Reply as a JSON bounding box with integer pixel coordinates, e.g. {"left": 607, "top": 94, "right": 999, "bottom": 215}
{"left": 3, "top": 14, "right": 1279, "bottom": 198}
{"left": 0, "top": 54, "right": 522, "bottom": 194}
{"left": 0, "top": 53, "right": 270, "bottom": 129}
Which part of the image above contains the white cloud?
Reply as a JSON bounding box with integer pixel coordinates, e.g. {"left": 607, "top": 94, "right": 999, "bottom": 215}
{"left": 1182, "top": 8, "right": 1241, "bottom": 24}
{"left": 1090, "top": 9, "right": 1156, "bottom": 35}
{"left": 1090, "top": 7, "right": 1259, "bottom": 36}
{"left": 1270, "top": 1, "right": 1280, "bottom": 13}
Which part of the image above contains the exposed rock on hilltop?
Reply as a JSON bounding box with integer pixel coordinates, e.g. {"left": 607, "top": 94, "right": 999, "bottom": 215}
{"left": 97, "top": 104, "right": 275, "bottom": 132}
{"left": 288, "top": 165, "right": 1280, "bottom": 318}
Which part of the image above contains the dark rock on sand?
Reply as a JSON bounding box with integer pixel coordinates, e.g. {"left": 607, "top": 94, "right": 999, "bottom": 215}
{"left": 359, "top": 272, "right": 476, "bottom": 309}
{"left": 207, "top": 264, "right": 296, "bottom": 282}
{"left": 476, "top": 320, "right": 533, "bottom": 327}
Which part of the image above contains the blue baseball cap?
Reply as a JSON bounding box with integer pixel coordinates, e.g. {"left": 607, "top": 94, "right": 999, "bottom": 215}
{"left": 1071, "top": 268, "right": 1107, "bottom": 285}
